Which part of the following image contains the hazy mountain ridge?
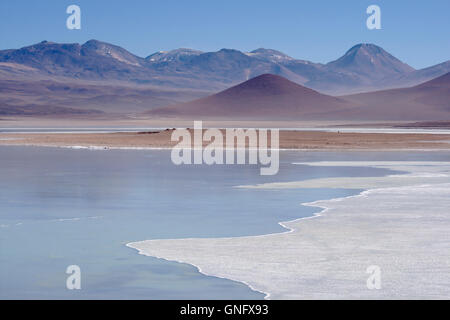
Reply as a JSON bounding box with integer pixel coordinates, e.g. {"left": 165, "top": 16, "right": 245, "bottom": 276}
{"left": 0, "top": 40, "right": 151, "bottom": 81}
{"left": 0, "top": 78, "right": 209, "bottom": 116}
{"left": 0, "top": 40, "right": 449, "bottom": 117}
{"left": 1, "top": 40, "right": 449, "bottom": 94}
{"left": 339, "top": 72, "right": 450, "bottom": 120}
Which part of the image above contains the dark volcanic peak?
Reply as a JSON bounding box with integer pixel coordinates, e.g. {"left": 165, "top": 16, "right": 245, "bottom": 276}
{"left": 326, "top": 43, "right": 415, "bottom": 78}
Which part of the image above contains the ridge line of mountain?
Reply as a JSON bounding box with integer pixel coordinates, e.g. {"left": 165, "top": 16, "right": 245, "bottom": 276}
{"left": 1, "top": 39, "right": 449, "bottom": 95}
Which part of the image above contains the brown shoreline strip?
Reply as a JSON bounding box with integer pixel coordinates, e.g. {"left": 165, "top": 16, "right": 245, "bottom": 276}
{"left": 1, "top": 130, "right": 450, "bottom": 150}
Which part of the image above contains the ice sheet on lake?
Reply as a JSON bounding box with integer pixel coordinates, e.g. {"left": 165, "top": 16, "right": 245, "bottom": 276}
{"left": 128, "top": 161, "right": 450, "bottom": 299}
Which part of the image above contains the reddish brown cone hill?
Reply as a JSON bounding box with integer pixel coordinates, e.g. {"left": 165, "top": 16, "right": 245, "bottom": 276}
{"left": 147, "top": 74, "right": 353, "bottom": 119}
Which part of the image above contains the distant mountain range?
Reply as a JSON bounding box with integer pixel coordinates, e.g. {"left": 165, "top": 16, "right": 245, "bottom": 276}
{"left": 0, "top": 40, "right": 449, "bottom": 119}
{"left": 148, "top": 73, "right": 450, "bottom": 121}
{"left": 1, "top": 40, "right": 449, "bottom": 94}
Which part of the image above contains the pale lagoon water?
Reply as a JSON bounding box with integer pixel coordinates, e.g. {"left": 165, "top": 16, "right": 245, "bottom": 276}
{"left": 1, "top": 146, "right": 449, "bottom": 299}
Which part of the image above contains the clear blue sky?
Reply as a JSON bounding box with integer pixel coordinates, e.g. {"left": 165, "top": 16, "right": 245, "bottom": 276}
{"left": 0, "top": 0, "right": 449, "bottom": 69}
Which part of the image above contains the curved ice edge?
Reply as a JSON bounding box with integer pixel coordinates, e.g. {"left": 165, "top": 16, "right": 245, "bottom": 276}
{"left": 125, "top": 185, "right": 378, "bottom": 300}
{"left": 125, "top": 161, "right": 448, "bottom": 299}
{"left": 126, "top": 241, "right": 272, "bottom": 299}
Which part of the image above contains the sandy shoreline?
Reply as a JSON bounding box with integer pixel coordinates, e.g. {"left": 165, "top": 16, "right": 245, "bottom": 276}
{"left": 127, "top": 161, "right": 450, "bottom": 299}
{"left": 1, "top": 130, "right": 450, "bottom": 150}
